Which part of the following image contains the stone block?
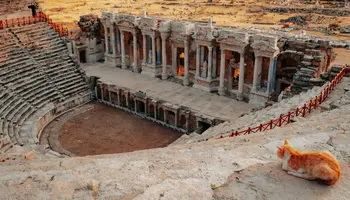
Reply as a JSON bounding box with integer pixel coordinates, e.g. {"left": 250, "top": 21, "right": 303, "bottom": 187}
{"left": 301, "top": 61, "right": 312, "bottom": 66}
{"left": 293, "top": 80, "right": 309, "bottom": 87}
{"left": 303, "top": 55, "right": 314, "bottom": 61}
{"left": 331, "top": 65, "right": 343, "bottom": 73}
{"left": 24, "top": 151, "right": 36, "bottom": 160}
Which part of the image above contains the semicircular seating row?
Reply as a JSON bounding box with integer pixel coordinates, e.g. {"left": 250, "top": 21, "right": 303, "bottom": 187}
{"left": 0, "top": 22, "right": 89, "bottom": 150}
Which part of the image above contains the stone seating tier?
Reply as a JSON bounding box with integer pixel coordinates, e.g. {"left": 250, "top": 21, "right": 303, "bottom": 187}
{"left": 0, "top": 22, "right": 89, "bottom": 147}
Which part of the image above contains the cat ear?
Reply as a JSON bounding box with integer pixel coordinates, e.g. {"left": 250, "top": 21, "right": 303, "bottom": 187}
{"left": 284, "top": 140, "right": 289, "bottom": 145}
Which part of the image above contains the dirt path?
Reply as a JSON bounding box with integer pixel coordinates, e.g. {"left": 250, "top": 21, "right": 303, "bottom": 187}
{"left": 59, "top": 102, "right": 182, "bottom": 156}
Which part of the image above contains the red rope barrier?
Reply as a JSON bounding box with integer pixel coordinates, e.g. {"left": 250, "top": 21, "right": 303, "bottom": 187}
{"left": 220, "top": 66, "right": 349, "bottom": 140}
{"left": 0, "top": 12, "right": 68, "bottom": 37}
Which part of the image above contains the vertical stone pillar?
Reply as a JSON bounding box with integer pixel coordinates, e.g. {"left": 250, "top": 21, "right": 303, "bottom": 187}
{"left": 164, "top": 109, "right": 167, "bottom": 123}
{"left": 100, "top": 85, "right": 104, "bottom": 101}
{"left": 207, "top": 46, "right": 213, "bottom": 82}
{"left": 94, "top": 86, "right": 98, "bottom": 99}
{"left": 196, "top": 44, "right": 200, "bottom": 78}
{"left": 161, "top": 34, "right": 168, "bottom": 80}
{"left": 213, "top": 47, "right": 217, "bottom": 78}
{"left": 200, "top": 46, "right": 205, "bottom": 64}
{"left": 134, "top": 100, "right": 137, "bottom": 112}
{"left": 218, "top": 49, "right": 226, "bottom": 95}
{"left": 120, "top": 31, "right": 126, "bottom": 69}
{"left": 266, "top": 57, "right": 276, "bottom": 95}
{"left": 109, "top": 91, "right": 112, "bottom": 103}
{"left": 117, "top": 90, "right": 121, "bottom": 105}
{"left": 124, "top": 93, "right": 129, "bottom": 109}
{"left": 156, "top": 36, "right": 161, "bottom": 65}
{"left": 111, "top": 26, "right": 116, "bottom": 56}
{"left": 104, "top": 26, "right": 109, "bottom": 55}
{"left": 252, "top": 55, "right": 262, "bottom": 92}
{"left": 152, "top": 35, "right": 156, "bottom": 66}
{"left": 257, "top": 56, "right": 262, "bottom": 85}
{"left": 133, "top": 32, "right": 138, "bottom": 72}
{"left": 184, "top": 40, "right": 189, "bottom": 86}
{"left": 238, "top": 53, "right": 245, "bottom": 97}
{"left": 154, "top": 104, "right": 157, "bottom": 119}
{"left": 172, "top": 43, "right": 177, "bottom": 75}
{"left": 174, "top": 110, "right": 178, "bottom": 127}
{"left": 228, "top": 65, "right": 232, "bottom": 91}
{"left": 142, "top": 34, "right": 146, "bottom": 65}
{"left": 185, "top": 114, "right": 190, "bottom": 132}
{"left": 116, "top": 29, "right": 121, "bottom": 54}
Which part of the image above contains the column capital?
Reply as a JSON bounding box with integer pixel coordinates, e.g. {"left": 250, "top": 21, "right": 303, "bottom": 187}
{"left": 184, "top": 40, "right": 189, "bottom": 45}
{"left": 208, "top": 45, "right": 213, "bottom": 50}
{"left": 160, "top": 32, "right": 169, "bottom": 40}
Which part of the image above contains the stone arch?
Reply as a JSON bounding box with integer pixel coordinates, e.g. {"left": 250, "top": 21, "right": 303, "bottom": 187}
{"left": 276, "top": 52, "right": 303, "bottom": 80}
{"left": 128, "top": 35, "right": 141, "bottom": 66}
{"left": 149, "top": 104, "right": 155, "bottom": 118}
{"left": 158, "top": 107, "right": 164, "bottom": 121}
{"left": 128, "top": 96, "right": 135, "bottom": 110}
{"left": 120, "top": 93, "right": 127, "bottom": 107}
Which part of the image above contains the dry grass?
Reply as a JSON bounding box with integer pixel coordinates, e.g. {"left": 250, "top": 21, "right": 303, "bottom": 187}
{"left": 39, "top": 0, "right": 350, "bottom": 37}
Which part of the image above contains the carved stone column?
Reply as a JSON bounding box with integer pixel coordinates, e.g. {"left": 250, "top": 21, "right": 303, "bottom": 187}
{"left": 161, "top": 34, "right": 168, "bottom": 80}
{"left": 228, "top": 64, "right": 232, "bottom": 91}
{"left": 266, "top": 57, "right": 276, "bottom": 95}
{"left": 200, "top": 46, "right": 205, "bottom": 64}
{"left": 133, "top": 32, "right": 139, "bottom": 72}
{"left": 117, "top": 29, "right": 121, "bottom": 54}
{"left": 252, "top": 55, "right": 262, "bottom": 92}
{"left": 117, "top": 90, "right": 121, "bottom": 105}
{"left": 172, "top": 43, "right": 177, "bottom": 75}
{"left": 142, "top": 34, "right": 146, "bottom": 65}
{"left": 104, "top": 26, "right": 109, "bottom": 55}
{"left": 152, "top": 35, "right": 156, "bottom": 66}
{"left": 184, "top": 40, "right": 189, "bottom": 86}
{"left": 213, "top": 47, "right": 217, "bottom": 78}
{"left": 196, "top": 44, "right": 200, "bottom": 78}
{"left": 207, "top": 46, "right": 213, "bottom": 82}
{"left": 218, "top": 49, "right": 226, "bottom": 96}
{"left": 156, "top": 36, "right": 161, "bottom": 65}
{"left": 238, "top": 52, "right": 245, "bottom": 98}
{"left": 121, "top": 31, "right": 126, "bottom": 69}
{"left": 111, "top": 26, "right": 116, "bottom": 56}
{"left": 134, "top": 100, "right": 137, "bottom": 112}
{"left": 100, "top": 85, "right": 104, "bottom": 101}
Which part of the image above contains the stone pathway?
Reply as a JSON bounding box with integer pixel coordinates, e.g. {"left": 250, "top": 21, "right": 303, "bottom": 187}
{"left": 82, "top": 63, "right": 254, "bottom": 121}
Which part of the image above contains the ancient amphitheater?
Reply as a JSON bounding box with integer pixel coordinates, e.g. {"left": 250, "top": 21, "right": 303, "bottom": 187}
{"left": 0, "top": 0, "right": 350, "bottom": 199}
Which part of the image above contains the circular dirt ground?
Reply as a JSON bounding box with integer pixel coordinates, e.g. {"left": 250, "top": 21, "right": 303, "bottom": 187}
{"left": 58, "top": 103, "right": 183, "bottom": 156}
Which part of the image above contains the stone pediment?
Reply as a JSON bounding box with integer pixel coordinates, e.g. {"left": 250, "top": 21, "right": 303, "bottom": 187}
{"left": 115, "top": 14, "right": 140, "bottom": 27}
{"left": 139, "top": 17, "right": 159, "bottom": 31}
{"left": 216, "top": 29, "right": 248, "bottom": 46}
{"left": 158, "top": 20, "right": 171, "bottom": 33}
{"left": 192, "top": 25, "right": 216, "bottom": 41}
{"left": 251, "top": 41, "right": 279, "bottom": 53}
{"left": 170, "top": 21, "right": 195, "bottom": 36}
{"left": 251, "top": 34, "right": 279, "bottom": 54}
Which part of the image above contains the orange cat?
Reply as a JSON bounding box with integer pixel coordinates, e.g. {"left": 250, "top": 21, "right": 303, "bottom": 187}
{"left": 277, "top": 140, "right": 341, "bottom": 185}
